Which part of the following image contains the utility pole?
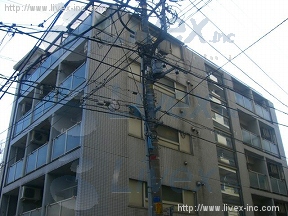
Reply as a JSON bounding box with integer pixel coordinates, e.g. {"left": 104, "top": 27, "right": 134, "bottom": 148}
{"left": 137, "top": 0, "right": 169, "bottom": 215}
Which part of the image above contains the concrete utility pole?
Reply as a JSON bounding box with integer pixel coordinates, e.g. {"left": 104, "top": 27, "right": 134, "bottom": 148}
{"left": 137, "top": 0, "right": 169, "bottom": 215}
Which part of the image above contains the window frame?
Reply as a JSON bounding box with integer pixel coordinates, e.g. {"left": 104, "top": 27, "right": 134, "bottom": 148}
{"left": 154, "top": 77, "right": 188, "bottom": 103}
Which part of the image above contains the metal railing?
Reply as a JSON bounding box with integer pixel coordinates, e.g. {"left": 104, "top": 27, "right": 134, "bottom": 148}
{"left": 21, "top": 208, "right": 41, "bottom": 216}
{"left": 249, "top": 170, "right": 269, "bottom": 190}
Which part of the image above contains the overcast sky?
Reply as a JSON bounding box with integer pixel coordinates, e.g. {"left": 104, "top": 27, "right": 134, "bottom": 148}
{"left": 0, "top": 0, "right": 287, "bottom": 163}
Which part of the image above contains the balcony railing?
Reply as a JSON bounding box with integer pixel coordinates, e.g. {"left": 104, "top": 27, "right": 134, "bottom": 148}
{"left": 14, "top": 110, "right": 32, "bottom": 136}
{"left": 255, "top": 103, "right": 271, "bottom": 121}
{"left": 58, "top": 63, "right": 86, "bottom": 101}
{"left": 46, "top": 197, "right": 76, "bottom": 216}
{"left": 15, "top": 64, "right": 86, "bottom": 137}
{"left": 20, "top": 50, "right": 62, "bottom": 95}
{"left": 51, "top": 123, "right": 81, "bottom": 160}
{"left": 6, "top": 159, "right": 23, "bottom": 184}
{"left": 21, "top": 208, "right": 41, "bottom": 216}
{"left": 270, "top": 177, "right": 287, "bottom": 195}
{"left": 241, "top": 128, "right": 261, "bottom": 148}
{"left": 235, "top": 92, "right": 253, "bottom": 111}
{"left": 26, "top": 143, "right": 48, "bottom": 174}
{"left": 249, "top": 170, "right": 269, "bottom": 190}
{"left": 262, "top": 139, "right": 278, "bottom": 156}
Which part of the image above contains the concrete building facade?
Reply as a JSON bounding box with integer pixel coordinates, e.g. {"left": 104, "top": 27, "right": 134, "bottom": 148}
{"left": 0, "top": 4, "right": 287, "bottom": 216}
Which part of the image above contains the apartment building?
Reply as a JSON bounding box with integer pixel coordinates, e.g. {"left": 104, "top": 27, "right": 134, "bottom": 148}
{"left": 0, "top": 3, "right": 287, "bottom": 216}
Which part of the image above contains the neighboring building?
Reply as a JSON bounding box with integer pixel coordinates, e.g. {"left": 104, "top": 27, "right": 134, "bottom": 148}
{"left": 0, "top": 4, "right": 287, "bottom": 216}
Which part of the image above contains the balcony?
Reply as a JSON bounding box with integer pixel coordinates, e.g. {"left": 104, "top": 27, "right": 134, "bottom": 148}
{"left": 235, "top": 92, "right": 253, "bottom": 111}
{"left": 26, "top": 143, "right": 48, "bottom": 174}
{"left": 14, "top": 110, "right": 32, "bottom": 136}
{"left": 262, "top": 139, "right": 278, "bottom": 156}
{"left": 270, "top": 177, "right": 287, "bottom": 195}
{"left": 51, "top": 123, "right": 81, "bottom": 160}
{"left": 255, "top": 104, "right": 271, "bottom": 121}
{"left": 15, "top": 64, "right": 86, "bottom": 137}
{"left": 249, "top": 170, "right": 269, "bottom": 190}
{"left": 33, "top": 91, "right": 56, "bottom": 121}
{"left": 58, "top": 63, "right": 86, "bottom": 101}
{"left": 6, "top": 159, "right": 23, "bottom": 184}
{"left": 241, "top": 128, "right": 261, "bottom": 148}
{"left": 21, "top": 208, "right": 41, "bottom": 216}
{"left": 20, "top": 50, "right": 62, "bottom": 96}
{"left": 46, "top": 197, "right": 76, "bottom": 216}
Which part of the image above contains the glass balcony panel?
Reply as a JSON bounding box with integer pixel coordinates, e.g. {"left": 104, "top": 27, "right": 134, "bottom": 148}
{"left": 249, "top": 171, "right": 258, "bottom": 188}
{"left": 242, "top": 129, "right": 251, "bottom": 144}
{"left": 33, "top": 102, "right": 43, "bottom": 121}
{"left": 77, "top": 15, "right": 92, "bottom": 35}
{"left": 14, "top": 160, "right": 23, "bottom": 180}
{"left": 52, "top": 133, "right": 66, "bottom": 160}
{"left": 243, "top": 97, "right": 253, "bottom": 111}
{"left": 43, "top": 92, "right": 55, "bottom": 111}
{"left": 72, "top": 64, "right": 86, "bottom": 89}
{"left": 59, "top": 76, "right": 72, "bottom": 100}
{"left": 262, "top": 108, "right": 271, "bottom": 121}
{"left": 14, "top": 120, "right": 23, "bottom": 136}
{"left": 270, "top": 143, "right": 278, "bottom": 155}
{"left": 36, "top": 144, "right": 48, "bottom": 168}
{"left": 251, "top": 134, "right": 260, "bottom": 148}
{"left": 270, "top": 177, "right": 279, "bottom": 193}
{"left": 22, "top": 208, "right": 41, "bottom": 216}
{"left": 255, "top": 104, "right": 263, "bottom": 118}
{"left": 22, "top": 112, "right": 31, "bottom": 130}
{"left": 235, "top": 93, "right": 244, "bottom": 106}
{"left": 26, "top": 152, "right": 37, "bottom": 173}
{"left": 29, "top": 70, "right": 39, "bottom": 82}
{"left": 21, "top": 82, "right": 29, "bottom": 94}
{"left": 66, "top": 124, "right": 81, "bottom": 152}
{"left": 278, "top": 180, "right": 288, "bottom": 195}
{"left": 46, "top": 203, "right": 60, "bottom": 216}
{"left": 7, "top": 164, "right": 16, "bottom": 184}
{"left": 249, "top": 171, "right": 268, "bottom": 190}
{"left": 258, "top": 174, "right": 268, "bottom": 190}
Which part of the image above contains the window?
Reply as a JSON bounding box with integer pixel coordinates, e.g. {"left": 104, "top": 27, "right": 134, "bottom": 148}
{"left": 127, "top": 61, "right": 141, "bottom": 82}
{"left": 215, "top": 130, "right": 233, "bottom": 148}
{"left": 128, "top": 119, "right": 191, "bottom": 153}
{"left": 154, "top": 77, "right": 187, "bottom": 102}
{"left": 128, "top": 179, "right": 195, "bottom": 212}
{"left": 128, "top": 118, "right": 143, "bottom": 138}
{"left": 217, "top": 147, "right": 235, "bottom": 167}
{"left": 157, "top": 125, "right": 191, "bottom": 153}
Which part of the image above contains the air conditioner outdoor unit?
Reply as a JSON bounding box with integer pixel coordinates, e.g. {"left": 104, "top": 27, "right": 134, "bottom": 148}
{"left": 21, "top": 186, "right": 41, "bottom": 201}
{"left": 30, "top": 131, "right": 48, "bottom": 144}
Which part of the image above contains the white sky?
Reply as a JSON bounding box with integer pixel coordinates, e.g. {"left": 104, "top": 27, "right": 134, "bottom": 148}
{"left": 0, "top": 0, "right": 288, "bottom": 163}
